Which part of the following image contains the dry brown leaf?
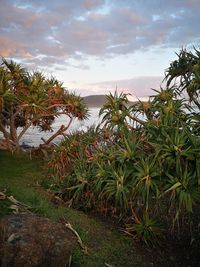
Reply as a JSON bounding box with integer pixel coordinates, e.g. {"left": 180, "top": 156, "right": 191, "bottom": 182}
{"left": 0, "top": 192, "right": 6, "bottom": 200}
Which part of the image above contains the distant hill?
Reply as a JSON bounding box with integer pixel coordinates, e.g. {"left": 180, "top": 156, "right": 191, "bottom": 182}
{"left": 83, "top": 95, "right": 107, "bottom": 107}
{"left": 83, "top": 94, "right": 136, "bottom": 108}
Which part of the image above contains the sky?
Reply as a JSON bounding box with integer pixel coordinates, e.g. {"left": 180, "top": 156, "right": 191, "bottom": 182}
{"left": 0, "top": 0, "right": 200, "bottom": 101}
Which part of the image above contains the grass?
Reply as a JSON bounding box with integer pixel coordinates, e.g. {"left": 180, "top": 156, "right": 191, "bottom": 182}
{"left": 0, "top": 150, "right": 146, "bottom": 267}
{"left": 1, "top": 151, "right": 199, "bottom": 266}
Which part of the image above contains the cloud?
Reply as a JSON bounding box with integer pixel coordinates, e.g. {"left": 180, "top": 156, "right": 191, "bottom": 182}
{"left": 0, "top": 0, "right": 199, "bottom": 69}
{"left": 76, "top": 76, "right": 165, "bottom": 98}
{"left": 83, "top": 0, "right": 105, "bottom": 9}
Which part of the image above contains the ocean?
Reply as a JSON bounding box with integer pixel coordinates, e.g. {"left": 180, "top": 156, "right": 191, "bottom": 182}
{"left": 18, "top": 107, "right": 101, "bottom": 147}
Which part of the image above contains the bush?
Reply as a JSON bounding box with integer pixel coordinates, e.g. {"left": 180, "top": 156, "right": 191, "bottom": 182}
{"left": 46, "top": 48, "right": 200, "bottom": 245}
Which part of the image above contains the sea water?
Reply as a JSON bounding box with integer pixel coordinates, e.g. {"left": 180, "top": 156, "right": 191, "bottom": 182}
{"left": 18, "top": 108, "right": 101, "bottom": 147}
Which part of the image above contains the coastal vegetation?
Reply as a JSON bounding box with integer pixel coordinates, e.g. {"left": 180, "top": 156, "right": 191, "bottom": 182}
{"left": 1, "top": 47, "right": 200, "bottom": 265}
{"left": 46, "top": 48, "right": 200, "bottom": 246}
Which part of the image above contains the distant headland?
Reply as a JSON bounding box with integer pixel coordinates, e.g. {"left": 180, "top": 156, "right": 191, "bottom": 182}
{"left": 83, "top": 95, "right": 136, "bottom": 107}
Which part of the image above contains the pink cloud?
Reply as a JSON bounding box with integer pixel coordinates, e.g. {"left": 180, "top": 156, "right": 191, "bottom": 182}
{"left": 83, "top": 0, "right": 105, "bottom": 9}
{"left": 0, "top": 0, "right": 199, "bottom": 69}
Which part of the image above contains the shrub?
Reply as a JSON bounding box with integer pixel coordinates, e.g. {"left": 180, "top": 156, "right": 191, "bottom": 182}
{"left": 46, "top": 48, "right": 200, "bottom": 245}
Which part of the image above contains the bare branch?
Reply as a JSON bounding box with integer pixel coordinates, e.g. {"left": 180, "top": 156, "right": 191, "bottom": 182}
{"left": 17, "top": 121, "right": 32, "bottom": 141}
{"left": 129, "top": 114, "right": 145, "bottom": 125}
{"left": 0, "top": 113, "right": 9, "bottom": 125}
{"left": 42, "top": 115, "right": 73, "bottom": 145}
{"left": 46, "top": 103, "right": 68, "bottom": 110}
{"left": 0, "top": 121, "right": 10, "bottom": 137}
{"left": 13, "top": 106, "right": 23, "bottom": 118}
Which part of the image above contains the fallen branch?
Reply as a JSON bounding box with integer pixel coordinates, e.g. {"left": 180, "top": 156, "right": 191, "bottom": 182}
{"left": 65, "top": 222, "right": 88, "bottom": 254}
{"left": 105, "top": 263, "right": 115, "bottom": 267}
{"left": 0, "top": 191, "right": 32, "bottom": 214}
{"left": 7, "top": 195, "right": 31, "bottom": 209}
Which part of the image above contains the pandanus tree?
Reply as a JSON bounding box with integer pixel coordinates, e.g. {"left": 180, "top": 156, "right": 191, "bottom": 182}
{"left": 165, "top": 48, "right": 200, "bottom": 136}
{"left": 165, "top": 48, "right": 200, "bottom": 108}
{"left": 99, "top": 91, "right": 145, "bottom": 134}
{"left": 46, "top": 47, "right": 200, "bottom": 246}
{"left": 0, "top": 59, "right": 89, "bottom": 152}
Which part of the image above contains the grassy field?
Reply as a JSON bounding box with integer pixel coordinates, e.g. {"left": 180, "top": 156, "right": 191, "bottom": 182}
{"left": 0, "top": 151, "right": 148, "bottom": 267}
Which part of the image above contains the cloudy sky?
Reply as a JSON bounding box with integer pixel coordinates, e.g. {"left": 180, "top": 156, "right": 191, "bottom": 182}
{"left": 0, "top": 0, "right": 200, "bottom": 100}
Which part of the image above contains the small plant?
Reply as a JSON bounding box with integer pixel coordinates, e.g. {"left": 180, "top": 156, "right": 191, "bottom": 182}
{"left": 126, "top": 212, "right": 163, "bottom": 246}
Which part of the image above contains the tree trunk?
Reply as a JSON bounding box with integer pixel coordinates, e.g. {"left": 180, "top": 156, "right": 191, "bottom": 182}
{"left": 9, "top": 106, "right": 20, "bottom": 151}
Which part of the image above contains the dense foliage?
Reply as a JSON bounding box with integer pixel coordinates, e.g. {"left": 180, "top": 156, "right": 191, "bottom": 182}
{"left": 46, "top": 48, "right": 200, "bottom": 245}
{"left": 0, "top": 59, "right": 88, "bottom": 152}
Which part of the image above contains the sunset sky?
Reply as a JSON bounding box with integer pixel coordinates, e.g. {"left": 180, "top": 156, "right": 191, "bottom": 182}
{"left": 0, "top": 0, "right": 200, "bottom": 100}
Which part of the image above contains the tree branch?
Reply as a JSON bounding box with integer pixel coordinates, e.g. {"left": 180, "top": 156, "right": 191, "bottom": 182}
{"left": 46, "top": 103, "right": 68, "bottom": 110}
{"left": 0, "top": 121, "right": 10, "bottom": 138}
{"left": 42, "top": 115, "right": 73, "bottom": 145}
{"left": 0, "top": 113, "right": 9, "bottom": 125}
{"left": 129, "top": 114, "right": 145, "bottom": 126}
{"left": 13, "top": 106, "right": 23, "bottom": 119}
{"left": 17, "top": 121, "right": 32, "bottom": 142}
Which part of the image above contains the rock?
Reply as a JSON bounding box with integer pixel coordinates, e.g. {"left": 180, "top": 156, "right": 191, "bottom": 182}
{"left": 0, "top": 214, "right": 76, "bottom": 267}
{"left": 20, "top": 142, "right": 34, "bottom": 150}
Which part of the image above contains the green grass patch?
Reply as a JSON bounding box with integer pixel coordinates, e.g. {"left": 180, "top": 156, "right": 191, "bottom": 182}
{"left": 0, "top": 150, "right": 145, "bottom": 267}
